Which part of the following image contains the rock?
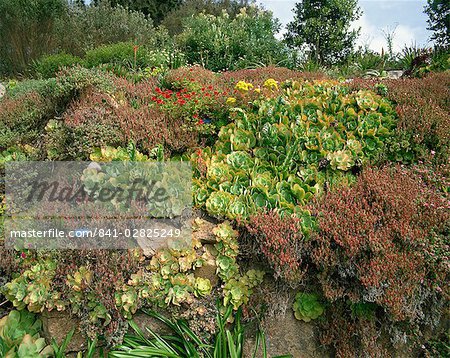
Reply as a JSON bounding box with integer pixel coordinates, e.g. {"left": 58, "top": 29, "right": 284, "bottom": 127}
{"left": 243, "top": 312, "right": 328, "bottom": 358}
{"left": 131, "top": 311, "right": 173, "bottom": 338}
{"left": 386, "top": 70, "right": 404, "bottom": 79}
{"left": 40, "top": 310, "right": 86, "bottom": 353}
{"left": 0, "top": 83, "right": 5, "bottom": 98}
{"left": 194, "top": 264, "right": 218, "bottom": 287}
{"left": 137, "top": 222, "right": 182, "bottom": 257}
{"left": 194, "top": 243, "right": 219, "bottom": 287}
{"left": 193, "top": 218, "right": 217, "bottom": 244}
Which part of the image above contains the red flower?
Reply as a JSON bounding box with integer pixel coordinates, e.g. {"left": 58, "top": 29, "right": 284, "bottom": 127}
{"left": 197, "top": 118, "right": 204, "bottom": 125}
{"left": 155, "top": 87, "right": 162, "bottom": 93}
{"left": 21, "top": 252, "right": 26, "bottom": 259}
{"left": 177, "top": 99, "right": 186, "bottom": 105}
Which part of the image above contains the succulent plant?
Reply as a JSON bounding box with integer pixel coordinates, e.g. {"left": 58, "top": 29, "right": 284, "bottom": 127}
{"left": 223, "top": 270, "right": 265, "bottom": 310}
{"left": 14, "top": 334, "right": 53, "bottom": 358}
{"left": 0, "top": 311, "right": 52, "bottom": 358}
{"left": 194, "top": 277, "right": 212, "bottom": 297}
{"left": 192, "top": 79, "right": 398, "bottom": 224}
{"left": 3, "top": 260, "right": 61, "bottom": 313}
{"left": 293, "top": 292, "right": 325, "bottom": 322}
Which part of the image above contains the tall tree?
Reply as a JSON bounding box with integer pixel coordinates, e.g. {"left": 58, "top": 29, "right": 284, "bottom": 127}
{"left": 284, "top": 0, "right": 361, "bottom": 65}
{"left": 424, "top": 0, "right": 449, "bottom": 46}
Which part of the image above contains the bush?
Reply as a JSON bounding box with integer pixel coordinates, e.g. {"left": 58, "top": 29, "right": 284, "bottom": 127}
{"left": 0, "top": 67, "right": 115, "bottom": 151}
{"left": 164, "top": 66, "right": 219, "bottom": 90}
{"left": 176, "top": 7, "right": 288, "bottom": 71}
{"left": 0, "top": 0, "right": 67, "bottom": 75}
{"left": 84, "top": 42, "right": 149, "bottom": 69}
{"left": 53, "top": 2, "right": 160, "bottom": 56}
{"left": 349, "top": 72, "right": 450, "bottom": 163}
{"left": 309, "top": 165, "right": 449, "bottom": 355}
{"left": 51, "top": 75, "right": 202, "bottom": 159}
{"left": 245, "top": 210, "right": 305, "bottom": 282}
{"left": 0, "top": 79, "right": 60, "bottom": 150}
{"left": 34, "top": 53, "right": 83, "bottom": 78}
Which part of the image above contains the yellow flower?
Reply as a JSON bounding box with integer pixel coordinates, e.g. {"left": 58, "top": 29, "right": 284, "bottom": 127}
{"left": 235, "top": 80, "right": 253, "bottom": 93}
{"left": 263, "top": 78, "right": 278, "bottom": 91}
{"left": 226, "top": 97, "right": 237, "bottom": 105}
{"left": 254, "top": 87, "right": 261, "bottom": 93}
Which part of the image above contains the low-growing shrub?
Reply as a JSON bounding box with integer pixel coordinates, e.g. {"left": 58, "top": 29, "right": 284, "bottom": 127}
{"left": 220, "top": 66, "right": 325, "bottom": 87}
{"left": 34, "top": 53, "right": 83, "bottom": 79}
{"left": 245, "top": 211, "right": 305, "bottom": 282}
{"left": 0, "top": 67, "right": 115, "bottom": 151}
{"left": 349, "top": 72, "right": 450, "bottom": 163}
{"left": 0, "top": 79, "right": 61, "bottom": 150}
{"left": 164, "top": 66, "right": 219, "bottom": 90}
{"left": 309, "top": 165, "right": 449, "bottom": 354}
{"left": 55, "top": 76, "right": 204, "bottom": 159}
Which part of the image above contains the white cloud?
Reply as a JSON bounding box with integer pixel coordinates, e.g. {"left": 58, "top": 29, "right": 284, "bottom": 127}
{"left": 352, "top": 13, "right": 423, "bottom": 53}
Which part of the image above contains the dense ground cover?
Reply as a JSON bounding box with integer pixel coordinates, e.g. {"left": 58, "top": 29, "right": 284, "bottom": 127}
{"left": 1, "top": 62, "right": 448, "bottom": 357}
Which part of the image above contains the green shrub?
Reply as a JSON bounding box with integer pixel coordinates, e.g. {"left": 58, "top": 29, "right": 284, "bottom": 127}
{"left": 0, "top": 0, "right": 67, "bottom": 75}
{"left": 177, "top": 7, "right": 288, "bottom": 71}
{"left": 0, "top": 79, "right": 58, "bottom": 149}
{"left": 53, "top": 2, "right": 161, "bottom": 56}
{"left": 84, "top": 42, "right": 146, "bottom": 68}
{"left": 84, "top": 44, "right": 186, "bottom": 79}
{"left": 34, "top": 53, "right": 83, "bottom": 78}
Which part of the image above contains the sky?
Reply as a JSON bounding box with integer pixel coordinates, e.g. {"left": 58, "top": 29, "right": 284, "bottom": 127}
{"left": 258, "top": 0, "right": 433, "bottom": 53}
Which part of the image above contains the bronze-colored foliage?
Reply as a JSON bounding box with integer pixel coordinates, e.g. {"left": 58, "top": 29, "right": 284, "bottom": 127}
{"left": 245, "top": 211, "right": 305, "bottom": 282}
{"left": 349, "top": 72, "right": 450, "bottom": 163}
{"left": 309, "top": 165, "right": 448, "bottom": 318}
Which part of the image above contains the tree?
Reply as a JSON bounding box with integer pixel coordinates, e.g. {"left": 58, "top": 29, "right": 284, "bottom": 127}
{"left": 0, "top": 0, "right": 67, "bottom": 74}
{"left": 94, "top": 0, "right": 183, "bottom": 25}
{"left": 424, "top": 0, "right": 449, "bottom": 46}
{"left": 284, "top": 0, "right": 361, "bottom": 65}
{"left": 161, "top": 0, "right": 252, "bottom": 35}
